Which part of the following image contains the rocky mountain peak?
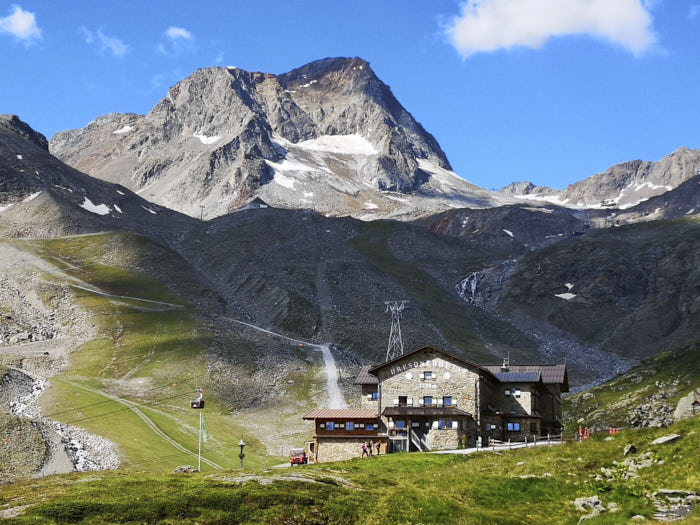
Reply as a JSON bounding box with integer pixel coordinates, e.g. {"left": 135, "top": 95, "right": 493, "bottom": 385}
{"left": 278, "top": 56, "right": 375, "bottom": 90}
{"left": 498, "top": 181, "right": 558, "bottom": 196}
{"left": 0, "top": 114, "right": 48, "bottom": 151}
{"left": 48, "top": 58, "right": 510, "bottom": 219}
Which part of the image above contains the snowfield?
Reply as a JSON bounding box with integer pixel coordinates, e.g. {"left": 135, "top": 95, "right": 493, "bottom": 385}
{"left": 293, "top": 134, "right": 378, "bottom": 155}
{"left": 113, "top": 125, "right": 134, "bottom": 134}
{"left": 80, "top": 197, "right": 110, "bottom": 215}
{"left": 193, "top": 132, "right": 221, "bottom": 145}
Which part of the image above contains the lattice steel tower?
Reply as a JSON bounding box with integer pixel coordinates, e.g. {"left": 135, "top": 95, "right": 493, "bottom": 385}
{"left": 384, "top": 301, "right": 408, "bottom": 362}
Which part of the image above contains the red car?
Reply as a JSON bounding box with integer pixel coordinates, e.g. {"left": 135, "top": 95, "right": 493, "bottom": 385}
{"left": 289, "top": 448, "right": 306, "bottom": 465}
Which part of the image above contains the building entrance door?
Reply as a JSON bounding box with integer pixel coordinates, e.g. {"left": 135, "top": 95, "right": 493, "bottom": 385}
{"left": 409, "top": 421, "right": 430, "bottom": 451}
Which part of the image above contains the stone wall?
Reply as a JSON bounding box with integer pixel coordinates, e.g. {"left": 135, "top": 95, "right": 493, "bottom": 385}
{"left": 360, "top": 384, "right": 379, "bottom": 410}
{"left": 491, "top": 382, "right": 535, "bottom": 415}
{"left": 482, "top": 415, "right": 542, "bottom": 442}
{"left": 316, "top": 437, "right": 386, "bottom": 463}
{"left": 502, "top": 416, "right": 540, "bottom": 441}
{"left": 428, "top": 428, "right": 463, "bottom": 450}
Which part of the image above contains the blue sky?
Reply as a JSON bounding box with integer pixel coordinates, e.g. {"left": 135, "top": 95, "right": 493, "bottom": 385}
{"left": 1, "top": 0, "right": 699, "bottom": 190}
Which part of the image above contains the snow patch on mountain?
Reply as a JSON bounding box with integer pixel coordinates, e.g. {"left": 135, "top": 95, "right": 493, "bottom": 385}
{"left": 193, "top": 131, "right": 221, "bottom": 145}
{"left": 272, "top": 172, "right": 297, "bottom": 190}
{"left": 293, "top": 134, "right": 377, "bottom": 156}
{"left": 80, "top": 197, "right": 110, "bottom": 215}
{"left": 113, "top": 125, "right": 134, "bottom": 134}
{"left": 23, "top": 192, "right": 42, "bottom": 203}
{"left": 417, "top": 158, "right": 464, "bottom": 186}
{"left": 265, "top": 158, "right": 313, "bottom": 173}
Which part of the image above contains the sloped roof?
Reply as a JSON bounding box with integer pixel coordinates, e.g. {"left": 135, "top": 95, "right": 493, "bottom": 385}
{"left": 481, "top": 364, "right": 568, "bottom": 392}
{"left": 494, "top": 372, "right": 541, "bottom": 383}
{"left": 354, "top": 365, "right": 378, "bottom": 385}
{"left": 382, "top": 407, "right": 472, "bottom": 418}
{"left": 302, "top": 409, "right": 378, "bottom": 420}
{"left": 247, "top": 197, "right": 270, "bottom": 207}
{"left": 368, "top": 346, "right": 494, "bottom": 378}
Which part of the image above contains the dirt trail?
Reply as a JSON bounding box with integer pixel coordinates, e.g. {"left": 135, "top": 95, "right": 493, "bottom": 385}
{"left": 216, "top": 314, "right": 346, "bottom": 407}
{"left": 64, "top": 380, "right": 222, "bottom": 470}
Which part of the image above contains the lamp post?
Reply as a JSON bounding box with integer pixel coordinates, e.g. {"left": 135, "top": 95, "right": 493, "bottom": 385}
{"left": 238, "top": 438, "right": 246, "bottom": 469}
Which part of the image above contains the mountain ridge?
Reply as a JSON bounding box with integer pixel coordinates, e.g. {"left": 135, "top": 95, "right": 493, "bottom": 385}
{"left": 49, "top": 57, "right": 511, "bottom": 220}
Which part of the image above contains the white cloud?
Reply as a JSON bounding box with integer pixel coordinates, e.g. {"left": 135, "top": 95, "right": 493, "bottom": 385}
{"left": 214, "top": 50, "right": 224, "bottom": 64}
{"left": 690, "top": 4, "right": 700, "bottom": 19}
{"left": 165, "top": 26, "right": 192, "bottom": 40}
{"left": 445, "top": 0, "right": 657, "bottom": 58}
{"left": 0, "top": 5, "right": 41, "bottom": 43}
{"left": 157, "top": 26, "right": 195, "bottom": 56}
{"left": 80, "top": 26, "right": 128, "bottom": 57}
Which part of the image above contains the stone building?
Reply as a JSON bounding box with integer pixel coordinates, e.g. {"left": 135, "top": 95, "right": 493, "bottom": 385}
{"left": 301, "top": 409, "right": 387, "bottom": 463}
{"left": 304, "top": 345, "right": 568, "bottom": 459}
{"left": 355, "top": 346, "right": 568, "bottom": 452}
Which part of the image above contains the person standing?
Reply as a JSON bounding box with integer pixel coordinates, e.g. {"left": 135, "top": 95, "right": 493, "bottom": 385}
{"left": 375, "top": 441, "right": 381, "bottom": 456}
{"left": 369, "top": 439, "right": 374, "bottom": 456}
{"left": 361, "top": 442, "right": 369, "bottom": 458}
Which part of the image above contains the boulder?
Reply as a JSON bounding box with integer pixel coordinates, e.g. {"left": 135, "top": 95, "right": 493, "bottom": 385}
{"left": 651, "top": 434, "right": 681, "bottom": 445}
{"left": 173, "top": 465, "right": 198, "bottom": 473}
{"left": 673, "top": 389, "right": 700, "bottom": 421}
{"left": 573, "top": 496, "right": 604, "bottom": 512}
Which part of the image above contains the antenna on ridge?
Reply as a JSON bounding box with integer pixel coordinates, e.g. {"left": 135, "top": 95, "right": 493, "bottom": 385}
{"left": 384, "top": 300, "right": 408, "bottom": 362}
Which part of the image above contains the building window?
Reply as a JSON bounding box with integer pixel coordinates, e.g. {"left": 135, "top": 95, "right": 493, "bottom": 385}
{"left": 443, "top": 396, "right": 452, "bottom": 406}
{"left": 346, "top": 422, "right": 354, "bottom": 431}
{"left": 366, "top": 423, "right": 374, "bottom": 431}
{"left": 326, "top": 422, "right": 335, "bottom": 431}
{"left": 421, "top": 371, "right": 433, "bottom": 380}
{"left": 505, "top": 389, "right": 511, "bottom": 397}
{"left": 371, "top": 391, "right": 378, "bottom": 400}
{"left": 514, "top": 388, "right": 522, "bottom": 398}
{"left": 395, "top": 420, "right": 406, "bottom": 430}
{"left": 423, "top": 396, "right": 433, "bottom": 407}
{"left": 398, "top": 396, "right": 408, "bottom": 406}
{"left": 319, "top": 423, "right": 325, "bottom": 429}
{"left": 507, "top": 422, "right": 521, "bottom": 432}
{"left": 487, "top": 424, "right": 497, "bottom": 431}
{"left": 438, "top": 419, "right": 450, "bottom": 429}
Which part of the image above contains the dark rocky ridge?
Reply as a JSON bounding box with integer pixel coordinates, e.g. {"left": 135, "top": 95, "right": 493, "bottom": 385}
{"left": 0, "top": 114, "right": 191, "bottom": 241}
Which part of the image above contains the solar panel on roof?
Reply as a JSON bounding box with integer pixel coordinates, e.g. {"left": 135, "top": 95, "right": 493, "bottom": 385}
{"left": 495, "top": 372, "right": 541, "bottom": 382}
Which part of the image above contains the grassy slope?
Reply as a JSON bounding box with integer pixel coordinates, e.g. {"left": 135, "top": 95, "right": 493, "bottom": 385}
{"left": 19, "top": 233, "right": 284, "bottom": 471}
{"left": 564, "top": 340, "right": 700, "bottom": 432}
{"left": 348, "top": 221, "right": 492, "bottom": 362}
{"left": 1, "top": 418, "right": 698, "bottom": 524}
